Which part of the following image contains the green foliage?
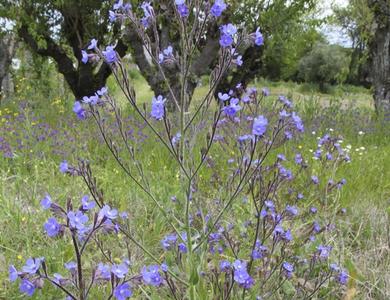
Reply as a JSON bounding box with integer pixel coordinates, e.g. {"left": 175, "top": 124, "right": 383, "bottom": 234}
{"left": 298, "top": 43, "right": 350, "bottom": 91}
{"left": 332, "top": 0, "right": 374, "bottom": 86}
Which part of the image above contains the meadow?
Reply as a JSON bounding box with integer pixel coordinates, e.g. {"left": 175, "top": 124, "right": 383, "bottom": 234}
{"left": 0, "top": 72, "right": 389, "bottom": 299}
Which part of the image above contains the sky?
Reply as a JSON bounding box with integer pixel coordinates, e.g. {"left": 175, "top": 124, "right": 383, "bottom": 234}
{"left": 320, "top": 0, "right": 352, "bottom": 47}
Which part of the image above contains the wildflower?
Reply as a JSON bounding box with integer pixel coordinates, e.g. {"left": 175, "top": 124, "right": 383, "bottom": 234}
{"left": 221, "top": 24, "right": 237, "bottom": 36}
{"left": 285, "top": 205, "right": 298, "bottom": 216}
{"left": 97, "top": 86, "right": 108, "bottom": 96}
{"left": 59, "top": 160, "right": 69, "bottom": 173}
{"left": 211, "top": 0, "right": 227, "bottom": 17}
{"left": 311, "top": 175, "right": 319, "bottom": 185}
{"left": 233, "top": 260, "right": 253, "bottom": 288}
{"left": 44, "top": 217, "right": 61, "bottom": 237}
{"left": 161, "top": 233, "right": 177, "bottom": 250}
{"left": 252, "top": 115, "right": 268, "bottom": 136}
{"left": 219, "top": 24, "right": 237, "bottom": 48}
{"left": 109, "top": 10, "right": 117, "bottom": 22}
{"left": 81, "top": 195, "right": 95, "bottom": 210}
{"left": 73, "top": 101, "right": 86, "bottom": 120}
{"left": 88, "top": 39, "right": 98, "bottom": 50}
{"left": 176, "top": 1, "right": 189, "bottom": 17}
{"left": 159, "top": 46, "right": 174, "bottom": 63}
{"left": 9, "top": 265, "right": 18, "bottom": 282}
{"left": 252, "top": 242, "right": 268, "bottom": 260}
{"left": 96, "top": 263, "right": 111, "bottom": 280}
{"left": 282, "top": 262, "right": 294, "bottom": 278}
{"left": 112, "top": 263, "right": 128, "bottom": 279}
{"left": 65, "top": 261, "right": 77, "bottom": 271}
{"left": 103, "top": 46, "right": 117, "bottom": 64}
{"left": 279, "top": 110, "right": 290, "bottom": 119}
{"left": 220, "top": 260, "right": 231, "bottom": 272}
{"left": 254, "top": 27, "right": 264, "bottom": 46}
{"left": 336, "top": 270, "right": 348, "bottom": 285}
{"left": 218, "top": 92, "right": 230, "bottom": 101}
{"left": 19, "top": 279, "right": 35, "bottom": 297}
{"left": 262, "top": 88, "right": 270, "bottom": 96}
{"left": 316, "top": 245, "right": 332, "bottom": 260}
{"left": 295, "top": 153, "right": 303, "bottom": 165}
{"left": 291, "top": 112, "right": 304, "bottom": 132}
{"left": 141, "top": 265, "right": 163, "bottom": 286}
{"left": 151, "top": 95, "right": 166, "bottom": 120}
{"left": 220, "top": 34, "right": 233, "bottom": 48}
{"left": 178, "top": 243, "right": 187, "bottom": 253}
{"left": 22, "top": 258, "right": 42, "bottom": 274}
{"left": 161, "top": 263, "right": 168, "bottom": 272}
{"left": 114, "top": 283, "right": 133, "bottom": 300}
{"left": 99, "top": 204, "right": 118, "bottom": 220}
{"left": 81, "top": 50, "right": 88, "bottom": 64}
{"left": 223, "top": 98, "right": 241, "bottom": 116}
{"left": 67, "top": 211, "right": 89, "bottom": 230}
{"left": 40, "top": 194, "right": 52, "bottom": 209}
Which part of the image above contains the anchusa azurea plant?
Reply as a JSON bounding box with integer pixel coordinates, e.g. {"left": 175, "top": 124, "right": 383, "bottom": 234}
{"left": 10, "top": 1, "right": 350, "bottom": 299}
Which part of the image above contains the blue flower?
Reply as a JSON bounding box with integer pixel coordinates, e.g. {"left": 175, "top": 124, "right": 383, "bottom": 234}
{"left": 88, "top": 38, "right": 98, "bottom": 50}
{"left": 103, "top": 46, "right": 118, "bottom": 63}
{"left": 252, "top": 115, "right": 268, "bottom": 136}
{"left": 291, "top": 112, "right": 304, "bottom": 132}
{"left": 22, "top": 258, "right": 42, "bottom": 274}
{"left": 219, "top": 24, "right": 237, "bottom": 48}
{"left": 311, "top": 175, "right": 319, "bottom": 185}
{"left": 44, "top": 217, "right": 61, "bottom": 237}
{"left": 221, "top": 24, "right": 237, "bottom": 36}
{"left": 40, "top": 194, "right": 52, "bottom": 209}
{"left": 59, "top": 160, "right": 69, "bottom": 173}
{"left": 96, "top": 263, "right": 111, "bottom": 280}
{"left": 19, "top": 279, "right": 35, "bottom": 297}
{"left": 285, "top": 205, "right": 298, "bottom": 216}
{"left": 220, "top": 34, "right": 233, "bottom": 48}
{"left": 177, "top": 4, "right": 189, "bottom": 17}
{"left": 99, "top": 204, "right": 118, "bottom": 219}
{"left": 254, "top": 28, "right": 264, "bottom": 46}
{"left": 81, "top": 195, "right": 95, "bottom": 210}
{"left": 151, "top": 95, "right": 166, "bottom": 120}
{"left": 317, "top": 245, "right": 332, "bottom": 260}
{"left": 65, "top": 261, "right": 77, "bottom": 271}
{"left": 81, "top": 50, "right": 88, "bottom": 64}
{"left": 223, "top": 98, "right": 241, "bottom": 116}
{"left": 73, "top": 101, "right": 86, "bottom": 120}
{"left": 114, "top": 283, "right": 133, "bottom": 300}
{"left": 211, "top": 0, "right": 227, "bottom": 17}
{"left": 220, "top": 260, "right": 231, "bottom": 272}
{"left": 9, "top": 265, "right": 18, "bottom": 282}
{"left": 336, "top": 270, "right": 348, "bottom": 285}
{"left": 67, "top": 211, "right": 89, "bottom": 230}
{"left": 142, "top": 265, "right": 163, "bottom": 286}
{"left": 112, "top": 263, "right": 128, "bottom": 279}
{"left": 282, "top": 262, "right": 294, "bottom": 278}
{"left": 161, "top": 233, "right": 177, "bottom": 250}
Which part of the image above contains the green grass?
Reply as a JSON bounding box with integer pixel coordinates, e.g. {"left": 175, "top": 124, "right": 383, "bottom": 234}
{"left": 0, "top": 77, "right": 389, "bottom": 299}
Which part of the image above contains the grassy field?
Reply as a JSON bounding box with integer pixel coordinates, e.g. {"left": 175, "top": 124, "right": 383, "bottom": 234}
{"left": 0, "top": 77, "right": 389, "bottom": 299}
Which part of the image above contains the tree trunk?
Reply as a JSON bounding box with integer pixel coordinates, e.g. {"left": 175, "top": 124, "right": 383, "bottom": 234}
{"left": 0, "top": 35, "right": 17, "bottom": 102}
{"left": 368, "top": 0, "right": 390, "bottom": 113}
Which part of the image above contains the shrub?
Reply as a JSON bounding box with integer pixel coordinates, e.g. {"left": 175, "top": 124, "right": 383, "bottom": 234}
{"left": 298, "top": 43, "right": 350, "bottom": 92}
{"left": 9, "top": 1, "right": 350, "bottom": 299}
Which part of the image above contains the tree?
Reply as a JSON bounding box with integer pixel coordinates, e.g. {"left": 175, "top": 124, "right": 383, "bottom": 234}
{"left": 0, "top": 33, "right": 17, "bottom": 101}
{"left": 2, "top": 0, "right": 318, "bottom": 108}
{"left": 298, "top": 43, "right": 350, "bottom": 91}
{"left": 367, "top": 0, "right": 390, "bottom": 113}
{"left": 120, "top": 0, "right": 318, "bottom": 109}
{"left": 332, "top": 0, "right": 373, "bottom": 86}
{"left": 0, "top": 0, "right": 127, "bottom": 99}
